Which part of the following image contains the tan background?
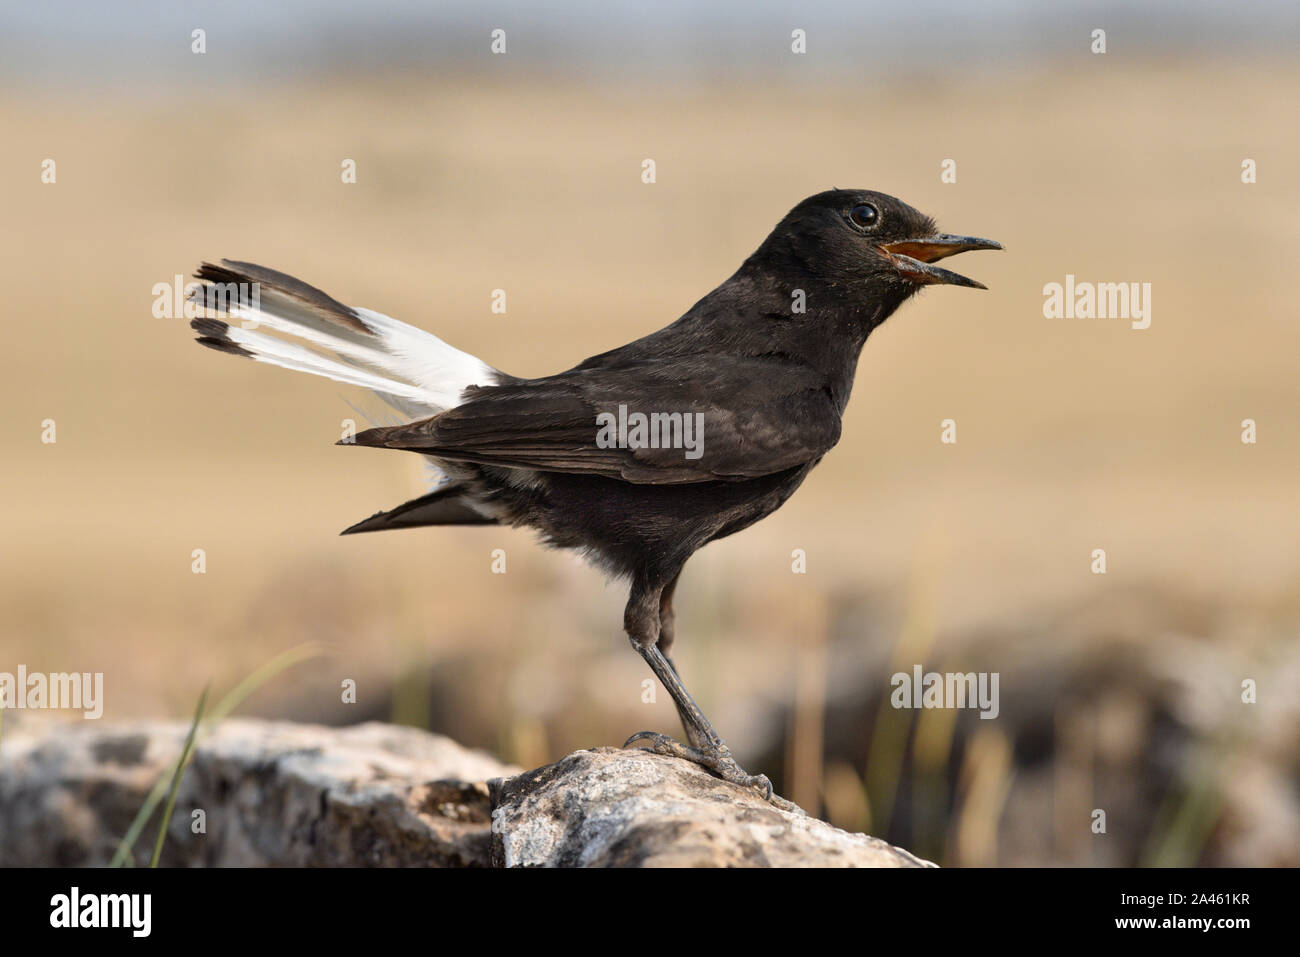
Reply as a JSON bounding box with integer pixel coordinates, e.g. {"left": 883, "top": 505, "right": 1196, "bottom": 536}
{"left": 2, "top": 30, "right": 1298, "bottom": 865}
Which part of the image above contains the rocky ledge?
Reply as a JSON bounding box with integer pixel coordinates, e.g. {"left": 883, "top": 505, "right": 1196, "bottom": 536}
{"left": 0, "top": 719, "right": 929, "bottom": 868}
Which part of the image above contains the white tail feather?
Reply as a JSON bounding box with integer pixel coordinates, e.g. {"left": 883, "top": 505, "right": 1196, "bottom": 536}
{"left": 192, "top": 261, "right": 500, "bottom": 418}
{"left": 214, "top": 321, "right": 434, "bottom": 405}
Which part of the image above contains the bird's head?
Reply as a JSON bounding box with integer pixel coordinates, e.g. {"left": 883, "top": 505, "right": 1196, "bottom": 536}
{"left": 753, "top": 189, "right": 1001, "bottom": 310}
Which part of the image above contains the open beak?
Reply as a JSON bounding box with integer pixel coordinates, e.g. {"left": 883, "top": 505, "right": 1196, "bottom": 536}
{"left": 879, "top": 234, "right": 1002, "bottom": 290}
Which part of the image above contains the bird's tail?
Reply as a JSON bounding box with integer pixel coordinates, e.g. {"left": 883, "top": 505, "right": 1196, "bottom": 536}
{"left": 187, "top": 260, "right": 499, "bottom": 418}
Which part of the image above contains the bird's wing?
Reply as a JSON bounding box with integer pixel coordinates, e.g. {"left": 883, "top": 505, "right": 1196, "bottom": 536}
{"left": 348, "top": 357, "right": 841, "bottom": 484}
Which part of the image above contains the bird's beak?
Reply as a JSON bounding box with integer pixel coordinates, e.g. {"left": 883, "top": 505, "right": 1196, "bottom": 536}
{"left": 879, "top": 234, "right": 1002, "bottom": 290}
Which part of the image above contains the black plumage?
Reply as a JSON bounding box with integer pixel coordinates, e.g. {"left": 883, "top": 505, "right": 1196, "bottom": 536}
{"left": 189, "top": 189, "right": 1000, "bottom": 809}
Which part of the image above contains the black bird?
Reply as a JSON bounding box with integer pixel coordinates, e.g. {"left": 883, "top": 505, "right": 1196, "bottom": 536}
{"left": 188, "top": 189, "right": 1000, "bottom": 810}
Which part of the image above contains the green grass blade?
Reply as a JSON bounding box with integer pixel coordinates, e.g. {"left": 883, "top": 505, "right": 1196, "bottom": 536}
{"left": 207, "top": 642, "right": 322, "bottom": 723}
{"left": 109, "top": 642, "right": 322, "bottom": 868}
{"left": 150, "top": 684, "right": 209, "bottom": 868}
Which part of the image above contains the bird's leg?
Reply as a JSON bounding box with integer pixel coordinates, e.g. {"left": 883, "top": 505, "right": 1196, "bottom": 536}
{"left": 622, "top": 575, "right": 802, "bottom": 813}
{"left": 654, "top": 571, "right": 708, "bottom": 750}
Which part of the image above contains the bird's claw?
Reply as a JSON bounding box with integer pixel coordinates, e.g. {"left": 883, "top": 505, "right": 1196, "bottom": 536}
{"left": 624, "top": 730, "right": 694, "bottom": 758}
{"left": 623, "top": 730, "right": 802, "bottom": 814}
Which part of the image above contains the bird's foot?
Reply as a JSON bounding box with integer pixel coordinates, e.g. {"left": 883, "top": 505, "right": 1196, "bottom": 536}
{"left": 623, "top": 731, "right": 804, "bottom": 815}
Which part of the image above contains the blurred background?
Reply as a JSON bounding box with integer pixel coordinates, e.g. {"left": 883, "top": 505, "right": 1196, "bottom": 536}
{"left": 2, "top": 1, "right": 1298, "bottom": 866}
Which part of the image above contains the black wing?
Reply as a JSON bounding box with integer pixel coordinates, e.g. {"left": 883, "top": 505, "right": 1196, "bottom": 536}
{"left": 349, "top": 356, "right": 841, "bottom": 484}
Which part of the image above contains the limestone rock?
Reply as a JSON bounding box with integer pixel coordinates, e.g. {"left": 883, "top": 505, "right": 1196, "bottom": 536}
{"left": 491, "top": 747, "right": 930, "bottom": 867}
{"left": 0, "top": 718, "right": 928, "bottom": 868}
{"left": 0, "top": 718, "right": 514, "bottom": 867}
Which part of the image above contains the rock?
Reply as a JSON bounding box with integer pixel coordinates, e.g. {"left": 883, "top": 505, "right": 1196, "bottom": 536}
{"left": 0, "top": 718, "right": 515, "bottom": 867}
{"left": 0, "top": 718, "right": 928, "bottom": 867}
{"left": 490, "top": 747, "right": 930, "bottom": 867}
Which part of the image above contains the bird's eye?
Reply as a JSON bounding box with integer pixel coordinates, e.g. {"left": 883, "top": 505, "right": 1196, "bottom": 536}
{"left": 849, "top": 204, "right": 879, "bottom": 229}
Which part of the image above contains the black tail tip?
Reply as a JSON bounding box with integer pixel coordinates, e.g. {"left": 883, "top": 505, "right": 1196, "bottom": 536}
{"left": 190, "top": 317, "right": 229, "bottom": 338}
{"left": 338, "top": 514, "right": 381, "bottom": 534}
{"left": 341, "top": 426, "right": 390, "bottom": 448}
{"left": 194, "top": 336, "right": 253, "bottom": 359}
